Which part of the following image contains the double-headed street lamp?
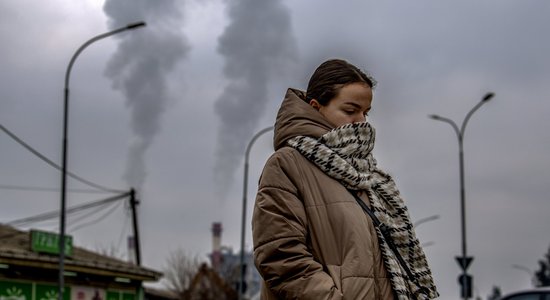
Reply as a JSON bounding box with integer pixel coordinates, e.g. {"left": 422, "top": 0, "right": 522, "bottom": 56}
{"left": 59, "top": 22, "right": 146, "bottom": 300}
{"left": 414, "top": 214, "right": 440, "bottom": 248}
{"left": 414, "top": 214, "right": 440, "bottom": 228}
{"left": 239, "top": 126, "right": 273, "bottom": 300}
{"left": 511, "top": 264, "right": 535, "bottom": 286}
{"left": 429, "top": 92, "right": 494, "bottom": 300}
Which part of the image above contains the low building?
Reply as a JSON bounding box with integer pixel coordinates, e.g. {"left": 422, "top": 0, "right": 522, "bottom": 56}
{"left": 0, "top": 224, "right": 162, "bottom": 300}
{"left": 182, "top": 263, "right": 237, "bottom": 300}
{"left": 208, "top": 223, "right": 261, "bottom": 298}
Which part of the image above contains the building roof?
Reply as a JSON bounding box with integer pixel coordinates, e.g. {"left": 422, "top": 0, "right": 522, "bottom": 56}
{"left": 143, "top": 286, "right": 179, "bottom": 300}
{"left": 183, "top": 263, "right": 237, "bottom": 300}
{"left": 0, "top": 224, "right": 161, "bottom": 282}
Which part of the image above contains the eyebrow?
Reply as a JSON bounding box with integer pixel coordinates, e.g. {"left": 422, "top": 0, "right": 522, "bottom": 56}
{"left": 344, "top": 102, "right": 371, "bottom": 111}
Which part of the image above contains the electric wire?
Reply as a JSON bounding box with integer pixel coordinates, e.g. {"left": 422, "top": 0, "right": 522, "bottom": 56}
{"left": 69, "top": 200, "right": 123, "bottom": 233}
{"left": 0, "top": 196, "right": 126, "bottom": 240}
{"left": 6, "top": 192, "right": 130, "bottom": 227}
{"left": 66, "top": 199, "right": 120, "bottom": 232}
{"left": 116, "top": 208, "right": 130, "bottom": 251}
{"left": 46, "top": 204, "right": 114, "bottom": 232}
{"left": 1, "top": 123, "right": 124, "bottom": 193}
{"left": 0, "top": 184, "right": 116, "bottom": 194}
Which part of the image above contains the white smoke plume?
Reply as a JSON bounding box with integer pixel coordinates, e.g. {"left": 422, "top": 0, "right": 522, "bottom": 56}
{"left": 214, "top": 0, "right": 298, "bottom": 196}
{"left": 103, "top": 0, "right": 190, "bottom": 188}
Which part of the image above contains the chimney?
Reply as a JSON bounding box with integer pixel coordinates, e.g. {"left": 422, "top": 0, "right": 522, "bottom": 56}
{"left": 211, "top": 222, "right": 222, "bottom": 271}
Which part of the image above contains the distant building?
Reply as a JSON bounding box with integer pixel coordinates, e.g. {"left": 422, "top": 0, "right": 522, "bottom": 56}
{"left": 0, "top": 224, "right": 162, "bottom": 300}
{"left": 208, "top": 223, "right": 261, "bottom": 299}
{"left": 182, "top": 263, "right": 237, "bottom": 300}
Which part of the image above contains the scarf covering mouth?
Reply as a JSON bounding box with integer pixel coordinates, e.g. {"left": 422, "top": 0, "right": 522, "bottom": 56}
{"left": 288, "top": 122, "right": 439, "bottom": 300}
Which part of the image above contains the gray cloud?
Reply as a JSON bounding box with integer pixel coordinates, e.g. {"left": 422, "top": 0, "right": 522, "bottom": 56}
{"left": 2, "top": 1, "right": 549, "bottom": 298}
{"left": 213, "top": 0, "right": 298, "bottom": 196}
{"left": 103, "top": 0, "right": 190, "bottom": 188}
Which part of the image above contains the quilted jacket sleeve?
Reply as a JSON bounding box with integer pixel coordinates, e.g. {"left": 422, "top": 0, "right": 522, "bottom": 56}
{"left": 252, "top": 149, "right": 343, "bottom": 300}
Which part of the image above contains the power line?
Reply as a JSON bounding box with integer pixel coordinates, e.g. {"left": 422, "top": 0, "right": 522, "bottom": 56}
{"left": 67, "top": 200, "right": 120, "bottom": 230}
{"left": 6, "top": 191, "right": 130, "bottom": 227}
{"left": 0, "top": 184, "right": 116, "bottom": 194}
{"left": 116, "top": 209, "right": 130, "bottom": 251}
{"left": 1, "top": 123, "right": 124, "bottom": 193}
{"left": 69, "top": 200, "right": 124, "bottom": 233}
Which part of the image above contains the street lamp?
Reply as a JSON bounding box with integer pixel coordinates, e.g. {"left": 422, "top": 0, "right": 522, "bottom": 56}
{"left": 414, "top": 214, "right": 440, "bottom": 228}
{"left": 239, "top": 126, "right": 273, "bottom": 300}
{"left": 414, "top": 215, "right": 439, "bottom": 248}
{"left": 429, "top": 92, "right": 494, "bottom": 300}
{"left": 59, "top": 22, "right": 146, "bottom": 300}
{"left": 512, "top": 264, "right": 534, "bottom": 286}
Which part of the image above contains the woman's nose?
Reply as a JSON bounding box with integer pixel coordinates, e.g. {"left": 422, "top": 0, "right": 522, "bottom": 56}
{"left": 354, "top": 114, "right": 366, "bottom": 123}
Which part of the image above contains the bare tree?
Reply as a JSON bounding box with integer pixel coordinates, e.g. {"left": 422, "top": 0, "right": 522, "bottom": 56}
{"left": 217, "top": 258, "right": 240, "bottom": 291}
{"left": 487, "top": 286, "right": 502, "bottom": 300}
{"left": 535, "top": 244, "right": 550, "bottom": 287}
{"left": 163, "top": 249, "right": 203, "bottom": 298}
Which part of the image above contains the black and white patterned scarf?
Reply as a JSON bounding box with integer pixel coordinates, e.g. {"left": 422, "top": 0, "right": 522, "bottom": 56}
{"left": 288, "top": 122, "right": 438, "bottom": 300}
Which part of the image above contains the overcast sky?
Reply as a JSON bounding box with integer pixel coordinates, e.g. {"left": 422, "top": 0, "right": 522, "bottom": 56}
{"left": 2, "top": 0, "right": 549, "bottom": 298}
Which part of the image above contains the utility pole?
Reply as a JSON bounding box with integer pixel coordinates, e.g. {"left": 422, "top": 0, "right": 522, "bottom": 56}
{"left": 129, "top": 188, "right": 141, "bottom": 266}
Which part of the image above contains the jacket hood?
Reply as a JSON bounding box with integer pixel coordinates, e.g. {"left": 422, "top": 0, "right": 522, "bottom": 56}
{"left": 273, "top": 88, "right": 334, "bottom": 150}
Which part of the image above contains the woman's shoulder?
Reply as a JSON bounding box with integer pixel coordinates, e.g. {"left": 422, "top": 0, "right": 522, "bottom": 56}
{"left": 267, "top": 146, "right": 307, "bottom": 166}
{"left": 260, "top": 146, "right": 308, "bottom": 185}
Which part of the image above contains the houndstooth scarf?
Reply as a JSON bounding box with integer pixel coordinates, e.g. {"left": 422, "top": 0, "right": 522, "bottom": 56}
{"left": 288, "top": 122, "right": 438, "bottom": 300}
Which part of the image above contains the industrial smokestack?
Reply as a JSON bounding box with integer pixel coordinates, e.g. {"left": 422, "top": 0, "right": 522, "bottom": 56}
{"left": 211, "top": 222, "right": 223, "bottom": 271}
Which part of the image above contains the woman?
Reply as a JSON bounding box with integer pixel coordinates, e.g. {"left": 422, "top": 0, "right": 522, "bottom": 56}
{"left": 252, "top": 59, "right": 438, "bottom": 299}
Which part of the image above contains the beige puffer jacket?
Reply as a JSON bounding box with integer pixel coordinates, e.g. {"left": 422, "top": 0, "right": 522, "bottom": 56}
{"left": 252, "top": 88, "right": 395, "bottom": 300}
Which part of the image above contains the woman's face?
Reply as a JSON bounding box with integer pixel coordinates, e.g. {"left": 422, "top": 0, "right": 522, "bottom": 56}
{"left": 310, "top": 82, "right": 373, "bottom": 127}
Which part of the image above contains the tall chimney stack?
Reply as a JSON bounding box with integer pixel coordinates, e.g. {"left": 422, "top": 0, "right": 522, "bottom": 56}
{"left": 211, "top": 222, "right": 222, "bottom": 271}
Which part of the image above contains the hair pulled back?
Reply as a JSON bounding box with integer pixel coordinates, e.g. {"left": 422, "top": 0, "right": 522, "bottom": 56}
{"left": 305, "top": 59, "right": 376, "bottom": 105}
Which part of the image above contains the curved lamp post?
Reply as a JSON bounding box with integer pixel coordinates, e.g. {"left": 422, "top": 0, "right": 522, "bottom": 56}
{"left": 239, "top": 126, "right": 273, "bottom": 300}
{"left": 59, "top": 22, "right": 146, "bottom": 300}
{"left": 511, "top": 264, "right": 534, "bottom": 286}
{"left": 414, "top": 215, "right": 440, "bottom": 248}
{"left": 429, "top": 92, "right": 494, "bottom": 299}
{"left": 414, "top": 214, "right": 440, "bottom": 228}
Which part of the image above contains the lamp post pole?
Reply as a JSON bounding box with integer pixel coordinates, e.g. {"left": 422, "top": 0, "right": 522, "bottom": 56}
{"left": 239, "top": 126, "right": 273, "bottom": 300}
{"left": 429, "top": 92, "right": 494, "bottom": 300}
{"left": 59, "top": 22, "right": 146, "bottom": 300}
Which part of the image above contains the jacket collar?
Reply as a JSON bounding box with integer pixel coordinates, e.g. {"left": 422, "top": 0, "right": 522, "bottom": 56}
{"left": 273, "top": 88, "right": 334, "bottom": 150}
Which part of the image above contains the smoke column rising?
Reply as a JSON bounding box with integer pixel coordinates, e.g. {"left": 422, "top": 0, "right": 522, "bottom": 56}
{"left": 103, "top": 0, "right": 190, "bottom": 188}
{"left": 214, "top": 0, "right": 298, "bottom": 196}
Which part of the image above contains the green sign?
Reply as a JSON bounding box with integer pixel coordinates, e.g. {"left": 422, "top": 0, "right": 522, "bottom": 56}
{"left": 30, "top": 230, "right": 72, "bottom": 256}
{"left": 106, "top": 291, "right": 120, "bottom": 300}
{"left": 0, "top": 280, "right": 32, "bottom": 300}
{"left": 35, "top": 284, "right": 70, "bottom": 300}
{"left": 122, "top": 292, "right": 135, "bottom": 300}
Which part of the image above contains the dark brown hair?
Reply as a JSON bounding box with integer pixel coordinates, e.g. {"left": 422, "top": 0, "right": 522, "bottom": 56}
{"left": 305, "top": 59, "right": 376, "bottom": 105}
